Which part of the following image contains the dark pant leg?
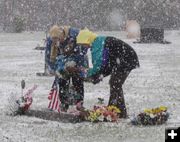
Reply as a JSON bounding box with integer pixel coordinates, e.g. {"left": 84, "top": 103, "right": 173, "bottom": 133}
{"left": 59, "top": 78, "right": 70, "bottom": 111}
{"left": 108, "top": 70, "right": 130, "bottom": 118}
{"left": 72, "top": 76, "right": 84, "bottom": 104}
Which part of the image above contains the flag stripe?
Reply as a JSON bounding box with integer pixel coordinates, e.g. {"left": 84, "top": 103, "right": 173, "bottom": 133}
{"left": 50, "top": 89, "right": 56, "bottom": 109}
{"left": 52, "top": 90, "right": 57, "bottom": 109}
{"left": 48, "top": 89, "right": 54, "bottom": 109}
{"left": 55, "top": 97, "right": 59, "bottom": 110}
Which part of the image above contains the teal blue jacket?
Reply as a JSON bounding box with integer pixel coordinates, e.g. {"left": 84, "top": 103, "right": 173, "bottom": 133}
{"left": 87, "top": 36, "right": 107, "bottom": 77}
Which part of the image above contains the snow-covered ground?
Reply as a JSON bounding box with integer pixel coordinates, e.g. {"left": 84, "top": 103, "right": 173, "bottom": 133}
{"left": 0, "top": 31, "right": 180, "bottom": 142}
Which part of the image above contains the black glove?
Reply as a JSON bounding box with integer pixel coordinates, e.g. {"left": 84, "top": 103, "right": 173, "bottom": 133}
{"left": 91, "top": 74, "right": 103, "bottom": 84}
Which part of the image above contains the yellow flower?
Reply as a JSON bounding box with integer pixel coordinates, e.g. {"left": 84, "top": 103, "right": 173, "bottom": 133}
{"left": 95, "top": 109, "right": 102, "bottom": 115}
{"left": 87, "top": 111, "right": 101, "bottom": 122}
{"left": 144, "top": 109, "right": 153, "bottom": 114}
{"left": 107, "top": 105, "right": 121, "bottom": 113}
{"left": 159, "top": 106, "right": 167, "bottom": 111}
{"left": 144, "top": 106, "right": 167, "bottom": 115}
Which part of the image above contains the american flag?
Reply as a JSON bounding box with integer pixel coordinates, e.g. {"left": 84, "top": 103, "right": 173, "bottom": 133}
{"left": 48, "top": 82, "right": 60, "bottom": 112}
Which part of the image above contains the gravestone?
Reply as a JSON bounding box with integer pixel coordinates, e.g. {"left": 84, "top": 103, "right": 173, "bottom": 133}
{"left": 140, "top": 28, "right": 164, "bottom": 43}
{"left": 126, "top": 20, "right": 140, "bottom": 39}
{"left": 134, "top": 28, "right": 171, "bottom": 44}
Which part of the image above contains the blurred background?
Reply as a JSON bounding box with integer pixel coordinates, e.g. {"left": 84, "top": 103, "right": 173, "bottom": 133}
{"left": 0, "top": 0, "right": 180, "bottom": 32}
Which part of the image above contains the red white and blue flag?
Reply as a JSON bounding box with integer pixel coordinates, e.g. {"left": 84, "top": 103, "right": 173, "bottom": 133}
{"left": 48, "top": 83, "right": 60, "bottom": 112}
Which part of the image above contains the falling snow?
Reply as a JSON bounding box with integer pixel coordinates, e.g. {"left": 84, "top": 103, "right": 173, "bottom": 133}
{"left": 0, "top": 30, "right": 179, "bottom": 142}
{"left": 0, "top": 0, "right": 180, "bottom": 142}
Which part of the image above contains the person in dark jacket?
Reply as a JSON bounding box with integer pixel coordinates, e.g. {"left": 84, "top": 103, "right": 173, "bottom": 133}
{"left": 74, "top": 29, "right": 140, "bottom": 118}
{"left": 46, "top": 25, "right": 88, "bottom": 112}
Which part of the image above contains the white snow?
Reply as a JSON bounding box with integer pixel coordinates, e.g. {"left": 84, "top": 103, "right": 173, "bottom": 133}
{"left": 0, "top": 31, "right": 180, "bottom": 142}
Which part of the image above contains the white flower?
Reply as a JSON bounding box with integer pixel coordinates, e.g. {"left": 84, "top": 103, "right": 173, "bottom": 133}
{"left": 150, "top": 114, "right": 155, "bottom": 118}
{"left": 106, "top": 115, "right": 112, "bottom": 122}
{"left": 162, "top": 112, "right": 166, "bottom": 115}
{"left": 19, "top": 102, "right": 25, "bottom": 107}
{"left": 98, "top": 115, "right": 104, "bottom": 122}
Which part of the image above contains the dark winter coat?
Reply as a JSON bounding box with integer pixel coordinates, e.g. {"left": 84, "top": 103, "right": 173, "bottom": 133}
{"left": 87, "top": 36, "right": 140, "bottom": 78}
{"left": 105, "top": 37, "right": 140, "bottom": 73}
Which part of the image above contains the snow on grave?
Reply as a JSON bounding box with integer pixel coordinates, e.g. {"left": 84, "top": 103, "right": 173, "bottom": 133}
{"left": 7, "top": 80, "right": 170, "bottom": 124}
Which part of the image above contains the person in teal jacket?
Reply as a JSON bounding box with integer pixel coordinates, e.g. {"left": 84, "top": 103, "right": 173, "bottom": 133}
{"left": 71, "top": 29, "right": 140, "bottom": 118}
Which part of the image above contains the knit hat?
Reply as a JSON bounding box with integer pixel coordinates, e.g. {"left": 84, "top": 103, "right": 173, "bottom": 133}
{"left": 76, "top": 29, "right": 97, "bottom": 45}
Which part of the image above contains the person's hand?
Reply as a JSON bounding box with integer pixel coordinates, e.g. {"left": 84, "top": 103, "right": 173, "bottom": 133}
{"left": 91, "top": 75, "right": 103, "bottom": 84}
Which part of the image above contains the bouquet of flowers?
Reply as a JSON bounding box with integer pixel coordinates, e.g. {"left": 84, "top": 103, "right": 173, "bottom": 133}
{"left": 16, "top": 95, "right": 33, "bottom": 114}
{"left": 131, "top": 106, "right": 169, "bottom": 125}
{"left": 15, "top": 85, "right": 37, "bottom": 115}
{"left": 86, "top": 105, "right": 121, "bottom": 122}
